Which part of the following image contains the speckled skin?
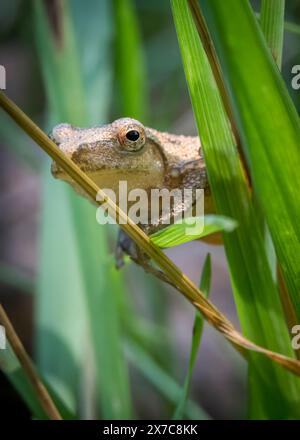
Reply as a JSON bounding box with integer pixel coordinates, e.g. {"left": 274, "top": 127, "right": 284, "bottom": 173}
{"left": 51, "top": 117, "right": 211, "bottom": 233}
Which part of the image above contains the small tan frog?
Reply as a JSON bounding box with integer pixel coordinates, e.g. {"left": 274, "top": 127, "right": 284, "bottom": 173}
{"left": 50, "top": 118, "right": 214, "bottom": 282}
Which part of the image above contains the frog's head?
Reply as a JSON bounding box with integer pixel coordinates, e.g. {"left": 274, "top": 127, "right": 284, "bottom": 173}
{"left": 50, "top": 118, "right": 166, "bottom": 199}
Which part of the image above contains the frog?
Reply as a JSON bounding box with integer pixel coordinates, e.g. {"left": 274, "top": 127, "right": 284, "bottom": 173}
{"left": 50, "top": 117, "right": 214, "bottom": 284}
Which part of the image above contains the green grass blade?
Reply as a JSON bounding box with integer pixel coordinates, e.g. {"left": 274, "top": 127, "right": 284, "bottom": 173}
{"left": 68, "top": 198, "right": 133, "bottom": 419}
{"left": 254, "top": 0, "right": 296, "bottom": 416}
{"left": 254, "top": 12, "right": 300, "bottom": 37}
{"left": 151, "top": 215, "right": 237, "bottom": 248}
{"left": 173, "top": 254, "right": 211, "bottom": 419}
{"left": 33, "top": 0, "right": 132, "bottom": 418}
{"left": 125, "top": 340, "right": 210, "bottom": 420}
{"left": 284, "top": 20, "right": 300, "bottom": 36}
{"left": 113, "top": 0, "right": 148, "bottom": 120}
{"left": 201, "top": 0, "right": 300, "bottom": 325}
{"left": 37, "top": 171, "right": 91, "bottom": 412}
{"left": 260, "top": 0, "right": 285, "bottom": 67}
{"left": 171, "top": 0, "right": 300, "bottom": 419}
{"left": 33, "top": 0, "right": 86, "bottom": 126}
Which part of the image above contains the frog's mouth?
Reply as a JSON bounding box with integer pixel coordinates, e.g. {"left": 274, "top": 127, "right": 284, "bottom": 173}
{"left": 51, "top": 158, "right": 95, "bottom": 182}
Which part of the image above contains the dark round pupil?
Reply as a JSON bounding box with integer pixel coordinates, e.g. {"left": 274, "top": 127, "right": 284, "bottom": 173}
{"left": 126, "top": 130, "right": 140, "bottom": 142}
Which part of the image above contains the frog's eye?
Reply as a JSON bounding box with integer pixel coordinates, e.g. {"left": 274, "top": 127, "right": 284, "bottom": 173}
{"left": 126, "top": 130, "right": 140, "bottom": 142}
{"left": 117, "top": 123, "right": 146, "bottom": 153}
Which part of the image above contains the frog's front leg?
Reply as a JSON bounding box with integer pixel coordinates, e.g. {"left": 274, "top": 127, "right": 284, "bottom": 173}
{"left": 115, "top": 229, "right": 178, "bottom": 289}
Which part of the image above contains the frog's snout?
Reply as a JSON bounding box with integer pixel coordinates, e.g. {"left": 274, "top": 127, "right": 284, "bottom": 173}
{"left": 49, "top": 123, "right": 72, "bottom": 179}
{"left": 50, "top": 123, "right": 73, "bottom": 145}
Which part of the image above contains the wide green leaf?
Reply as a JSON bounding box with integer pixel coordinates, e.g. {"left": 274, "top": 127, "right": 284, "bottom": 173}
{"left": 33, "top": 0, "right": 132, "bottom": 418}
{"left": 151, "top": 215, "right": 237, "bottom": 248}
{"left": 171, "top": 0, "right": 300, "bottom": 419}
{"left": 201, "top": 0, "right": 300, "bottom": 323}
{"left": 260, "top": 0, "right": 285, "bottom": 68}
